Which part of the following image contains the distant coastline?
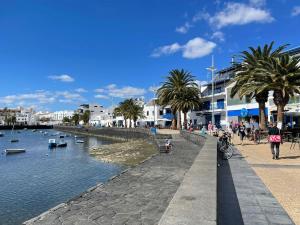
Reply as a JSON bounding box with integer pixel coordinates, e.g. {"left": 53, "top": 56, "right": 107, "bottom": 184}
{"left": 0, "top": 125, "right": 53, "bottom": 130}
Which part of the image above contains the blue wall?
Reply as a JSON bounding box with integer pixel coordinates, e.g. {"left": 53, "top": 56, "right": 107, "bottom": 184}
{"left": 228, "top": 108, "right": 268, "bottom": 117}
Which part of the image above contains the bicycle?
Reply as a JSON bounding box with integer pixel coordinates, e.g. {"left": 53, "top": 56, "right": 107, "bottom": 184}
{"left": 217, "top": 131, "right": 234, "bottom": 160}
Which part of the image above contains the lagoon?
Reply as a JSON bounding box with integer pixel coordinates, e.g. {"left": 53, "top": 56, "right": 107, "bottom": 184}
{"left": 0, "top": 129, "right": 123, "bottom": 225}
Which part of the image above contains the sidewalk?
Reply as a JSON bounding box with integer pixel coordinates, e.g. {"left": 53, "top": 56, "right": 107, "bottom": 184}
{"left": 232, "top": 135, "right": 300, "bottom": 225}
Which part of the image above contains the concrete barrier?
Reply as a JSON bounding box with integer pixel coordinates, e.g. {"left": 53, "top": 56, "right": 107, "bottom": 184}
{"left": 159, "top": 132, "right": 217, "bottom": 225}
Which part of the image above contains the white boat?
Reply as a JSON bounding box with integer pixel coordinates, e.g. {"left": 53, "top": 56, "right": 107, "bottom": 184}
{"left": 4, "top": 149, "right": 26, "bottom": 155}
{"left": 76, "top": 140, "right": 84, "bottom": 143}
{"left": 48, "top": 139, "right": 57, "bottom": 148}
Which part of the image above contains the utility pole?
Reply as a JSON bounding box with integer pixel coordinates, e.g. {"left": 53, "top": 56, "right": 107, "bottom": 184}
{"left": 206, "top": 55, "right": 217, "bottom": 125}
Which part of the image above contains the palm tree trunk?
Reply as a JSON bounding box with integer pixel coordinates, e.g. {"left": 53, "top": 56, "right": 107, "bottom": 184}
{"left": 277, "top": 104, "right": 285, "bottom": 124}
{"left": 177, "top": 111, "right": 181, "bottom": 130}
{"left": 184, "top": 112, "right": 187, "bottom": 129}
{"left": 258, "top": 102, "right": 267, "bottom": 130}
{"left": 171, "top": 112, "right": 177, "bottom": 129}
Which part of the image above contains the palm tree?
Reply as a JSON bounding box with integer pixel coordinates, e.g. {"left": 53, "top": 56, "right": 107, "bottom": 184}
{"left": 114, "top": 99, "right": 144, "bottom": 128}
{"left": 231, "top": 42, "right": 288, "bottom": 129}
{"left": 170, "top": 88, "right": 201, "bottom": 129}
{"left": 255, "top": 54, "right": 300, "bottom": 124}
{"left": 157, "top": 69, "right": 199, "bottom": 130}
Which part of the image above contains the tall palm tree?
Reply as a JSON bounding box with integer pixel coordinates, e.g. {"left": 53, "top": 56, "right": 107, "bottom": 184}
{"left": 231, "top": 42, "right": 288, "bottom": 129}
{"left": 114, "top": 99, "right": 144, "bottom": 128}
{"left": 157, "top": 69, "right": 199, "bottom": 130}
{"left": 170, "top": 88, "right": 201, "bottom": 129}
{"left": 255, "top": 54, "right": 300, "bottom": 124}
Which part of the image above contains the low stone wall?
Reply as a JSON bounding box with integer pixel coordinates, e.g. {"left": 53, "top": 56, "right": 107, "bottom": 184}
{"left": 55, "top": 126, "right": 154, "bottom": 141}
{"left": 159, "top": 131, "right": 217, "bottom": 225}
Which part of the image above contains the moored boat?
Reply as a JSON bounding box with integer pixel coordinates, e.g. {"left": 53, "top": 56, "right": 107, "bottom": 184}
{"left": 11, "top": 139, "right": 19, "bottom": 143}
{"left": 4, "top": 149, "right": 26, "bottom": 155}
{"left": 76, "top": 140, "right": 84, "bottom": 143}
{"left": 57, "top": 142, "right": 67, "bottom": 147}
{"left": 0, "top": 132, "right": 4, "bottom": 137}
{"left": 48, "top": 139, "right": 57, "bottom": 148}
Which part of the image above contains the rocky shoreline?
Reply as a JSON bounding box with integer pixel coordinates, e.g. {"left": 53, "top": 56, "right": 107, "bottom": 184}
{"left": 90, "top": 140, "right": 158, "bottom": 166}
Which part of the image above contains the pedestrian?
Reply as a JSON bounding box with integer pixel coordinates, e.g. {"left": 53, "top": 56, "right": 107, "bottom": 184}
{"left": 208, "top": 121, "right": 213, "bottom": 135}
{"left": 268, "top": 122, "right": 282, "bottom": 160}
{"left": 252, "top": 119, "right": 260, "bottom": 144}
{"left": 238, "top": 122, "right": 246, "bottom": 145}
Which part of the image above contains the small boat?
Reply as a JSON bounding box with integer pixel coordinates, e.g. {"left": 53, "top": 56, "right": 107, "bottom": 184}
{"left": 57, "top": 142, "right": 67, "bottom": 148}
{"left": 11, "top": 139, "right": 19, "bottom": 143}
{"left": 43, "top": 132, "right": 48, "bottom": 135}
{"left": 4, "top": 149, "right": 26, "bottom": 155}
{"left": 23, "top": 128, "right": 28, "bottom": 130}
{"left": 0, "top": 132, "right": 4, "bottom": 137}
{"left": 32, "top": 129, "right": 37, "bottom": 132}
{"left": 76, "top": 140, "right": 84, "bottom": 143}
{"left": 59, "top": 135, "right": 65, "bottom": 139}
{"left": 48, "top": 139, "right": 57, "bottom": 148}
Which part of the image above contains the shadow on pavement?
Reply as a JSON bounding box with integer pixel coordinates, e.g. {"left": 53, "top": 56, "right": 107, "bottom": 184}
{"left": 217, "top": 150, "right": 244, "bottom": 225}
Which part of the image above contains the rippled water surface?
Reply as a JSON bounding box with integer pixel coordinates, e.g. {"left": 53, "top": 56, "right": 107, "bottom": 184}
{"left": 0, "top": 129, "right": 123, "bottom": 225}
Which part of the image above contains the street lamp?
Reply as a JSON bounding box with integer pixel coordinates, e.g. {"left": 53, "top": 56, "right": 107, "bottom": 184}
{"left": 206, "top": 55, "right": 217, "bottom": 125}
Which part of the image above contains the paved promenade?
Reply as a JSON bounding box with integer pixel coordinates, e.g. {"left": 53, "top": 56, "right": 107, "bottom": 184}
{"left": 233, "top": 136, "right": 300, "bottom": 225}
{"left": 24, "top": 134, "right": 204, "bottom": 225}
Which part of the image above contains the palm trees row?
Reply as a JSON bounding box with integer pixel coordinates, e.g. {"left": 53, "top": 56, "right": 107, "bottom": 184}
{"left": 157, "top": 69, "right": 201, "bottom": 130}
{"left": 113, "top": 99, "right": 144, "bottom": 128}
{"left": 231, "top": 42, "right": 300, "bottom": 129}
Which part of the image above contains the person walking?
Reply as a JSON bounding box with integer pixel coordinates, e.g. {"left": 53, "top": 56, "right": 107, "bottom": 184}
{"left": 268, "top": 122, "right": 282, "bottom": 160}
{"left": 252, "top": 119, "right": 260, "bottom": 144}
{"left": 208, "top": 121, "right": 213, "bottom": 136}
{"left": 238, "top": 122, "right": 246, "bottom": 145}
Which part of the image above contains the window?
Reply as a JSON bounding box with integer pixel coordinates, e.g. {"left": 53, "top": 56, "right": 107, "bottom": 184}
{"left": 147, "top": 111, "right": 149, "bottom": 116}
{"left": 165, "top": 108, "right": 172, "bottom": 114}
{"left": 159, "top": 110, "right": 163, "bottom": 115}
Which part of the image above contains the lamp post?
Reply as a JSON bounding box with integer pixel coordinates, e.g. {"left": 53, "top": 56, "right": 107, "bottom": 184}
{"left": 206, "top": 55, "right": 217, "bottom": 125}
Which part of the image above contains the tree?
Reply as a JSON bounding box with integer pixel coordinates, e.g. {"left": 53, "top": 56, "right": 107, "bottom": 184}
{"left": 255, "top": 54, "right": 300, "bottom": 124}
{"left": 62, "top": 117, "right": 70, "bottom": 124}
{"left": 72, "top": 113, "right": 80, "bottom": 125}
{"left": 81, "top": 110, "right": 90, "bottom": 125}
{"left": 170, "top": 88, "right": 201, "bottom": 129}
{"left": 157, "top": 69, "right": 199, "bottom": 130}
{"left": 114, "top": 99, "right": 144, "bottom": 128}
{"left": 231, "top": 42, "right": 288, "bottom": 129}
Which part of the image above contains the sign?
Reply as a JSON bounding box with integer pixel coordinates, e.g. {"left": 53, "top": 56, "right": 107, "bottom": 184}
{"left": 240, "top": 108, "right": 248, "bottom": 117}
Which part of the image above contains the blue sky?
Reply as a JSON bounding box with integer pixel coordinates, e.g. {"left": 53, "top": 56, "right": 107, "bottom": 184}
{"left": 0, "top": 0, "right": 299, "bottom": 111}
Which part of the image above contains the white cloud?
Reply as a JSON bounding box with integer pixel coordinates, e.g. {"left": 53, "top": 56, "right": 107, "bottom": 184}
{"left": 249, "top": 0, "right": 266, "bottom": 7}
{"left": 0, "top": 90, "right": 85, "bottom": 108}
{"left": 94, "top": 88, "right": 105, "bottom": 93}
{"left": 108, "top": 86, "right": 146, "bottom": 98}
{"left": 175, "top": 22, "right": 193, "bottom": 34}
{"left": 183, "top": 38, "right": 217, "bottom": 59}
{"left": 292, "top": 6, "right": 300, "bottom": 16}
{"left": 211, "top": 31, "right": 225, "bottom": 42}
{"left": 95, "top": 94, "right": 109, "bottom": 99}
{"left": 48, "top": 74, "right": 74, "bottom": 82}
{"left": 151, "top": 43, "right": 181, "bottom": 57}
{"left": 192, "top": 11, "right": 210, "bottom": 22}
{"left": 106, "top": 84, "right": 117, "bottom": 89}
{"left": 209, "top": 2, "right": 274, "bottom": 29}
{"left": 75, "top": 88, "right": 87, "bottom": 93}
{"left": 151, "top": 37, "right": 216, "bottom": 59}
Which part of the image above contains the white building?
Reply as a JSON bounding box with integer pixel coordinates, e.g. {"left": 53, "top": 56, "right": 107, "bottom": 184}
{"left": 50, "top": 111, "right": 74, "bottom": 124}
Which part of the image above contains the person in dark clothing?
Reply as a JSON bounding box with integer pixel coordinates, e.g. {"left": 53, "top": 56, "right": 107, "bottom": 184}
{"left": 238, "top": 122, "right": 246, "bottom": 145}
{"left": 268, "top": 122, "right": 282, "bottom": 160}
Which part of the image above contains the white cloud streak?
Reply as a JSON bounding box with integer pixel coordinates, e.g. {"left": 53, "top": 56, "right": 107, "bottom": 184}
{"left": 151, "top": 37, "right": 216, "bottom": 59}
{"left": 292, "top": 6, "right": 300, "bottom": 16}
{"left": 209, "top": 2, "right": 274, "bottom": 29}
{"left": 48, "top": 74, "right": 74, "bottom": 82}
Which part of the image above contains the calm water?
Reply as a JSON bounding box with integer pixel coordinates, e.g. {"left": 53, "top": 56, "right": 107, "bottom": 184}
{"left": 0, "top": 129, "right": 124, "bottom": 225}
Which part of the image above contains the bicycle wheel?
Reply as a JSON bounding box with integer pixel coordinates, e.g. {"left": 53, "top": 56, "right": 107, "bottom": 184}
{"left": 223, "top": 145, "right": 233, "bottom": 160}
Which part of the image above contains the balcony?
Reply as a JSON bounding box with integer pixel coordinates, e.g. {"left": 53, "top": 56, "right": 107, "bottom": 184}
{"left": 202, "top": 88, "right": 225, "bottom": 97}
{"left": 202, "top": 102, "right": 226, "bottom": 111}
